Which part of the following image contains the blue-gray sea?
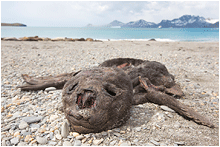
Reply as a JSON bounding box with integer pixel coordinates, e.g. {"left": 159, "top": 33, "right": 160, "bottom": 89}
{"left": 1, "top": 27, "right": 219, "bottom": 42}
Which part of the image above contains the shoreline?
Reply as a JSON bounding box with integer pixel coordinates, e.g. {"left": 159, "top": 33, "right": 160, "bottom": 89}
{"left": 1, "top": 37, "right": 219, "bottom": 42}
{"left": 1, "top": 40, "right": 219, "bottom": 146}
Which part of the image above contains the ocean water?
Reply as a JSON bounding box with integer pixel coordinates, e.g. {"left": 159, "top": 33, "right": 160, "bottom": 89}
{"left": 1, "top": 27, "right": 219, "bottom": 42}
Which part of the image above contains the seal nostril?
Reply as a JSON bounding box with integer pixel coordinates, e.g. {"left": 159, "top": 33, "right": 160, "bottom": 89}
{"left": 77, "top": 91, "right": 96, "bottom": 109}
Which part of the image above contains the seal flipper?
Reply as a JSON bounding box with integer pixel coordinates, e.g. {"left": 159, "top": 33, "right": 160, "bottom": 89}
{"left": 135, "top": 76, "right": 215, "bottom": 128}
{"left": 17, "top": 72, "right": 79, "bottom": 91}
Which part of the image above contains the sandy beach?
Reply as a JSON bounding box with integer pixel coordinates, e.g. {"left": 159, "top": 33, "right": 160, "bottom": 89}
{"left": 1, "top": 40, "right": 219, "bottom": 146}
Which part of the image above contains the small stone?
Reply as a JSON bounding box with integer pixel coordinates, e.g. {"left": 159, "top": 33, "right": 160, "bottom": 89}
{"left": 61, "top": 121, "right": 69, "bottom": 138}
{"left": 36, "top": 136, "right": 48, "bottom": 144}
{"left": 45, "top": 87, "right": 56, "bottom": 92}
{"left": 76, "top": 135, "right": 84, "bottom": 140}
{"left": 2, "top": 140, "right": 6, "bottom": 146}
{"left": 63, "top": 141, "right": 72, "bottom": 146}
{"left": 82, "top": 138, "right": 87, "bottom": 143}
{"left": 154, "top": 138, "right": 160, "bottom": 142}
{"left": 19, "top": 120, "right": 29, "bottom": 129}
{"left": 21, "top": 130, "right": 31, "bottom": 136}
{"left": 135, "top": 127, "right": 141, "bottom": 132}
{"left": 120, "top": 141, "right": 131, "bottom": 146}
{"left": 74, "top": 139, "right": 82, "bottom": 146}
{"left": 2, "top": 125, "right": 11, "bottom": 131}
{"left": 160, "top": 143, "right": 167, "bottom": 146}
{"left": 54, "top": 129, "right": 60, "bottom": 134}
{"left": 24, "top": 135, "right": 32, "bottom": 142}
{"left": 174, "top": 141, "right": 185, "bottom": 145}
{"left": 50, "top": 114, "right": 59, "bottom": 122}
{"left": 49, "top": 141, "right": 57, "bottom": 146}
{"left": 58, "top": 141, "right": 62, "bottom": 146}
{"left": 17, "top": 142, "right": 27, "bottom": 146}
{"left": 110, "top": 140, "right": 117, "bottom": 146}
{"left": 93, "top": 138, "right": 104, "bottom": 145}
{"left": 56, "top": 134, "right": 62, "bottom": 140}
{"left": 113, "top": 128, "right": 120, "bottom": 132}
{"left": 160, "top": 105, "right": 175, "bottom": 112}
{"left": 50, "top": 132, "right": 54, "bottom": 140}
{"left": 10, "top": 137, "right": 19, "bottom": 145}
{"left": 22, "top": 116, "right": 43, "bottom": 124}
{"left": 114, "top": 132, "right": 121, "bottom": 137}
{"left": 72, "top": 132, "right": 79, "bottom": 137}
{"left": 150, "top": 139, "right": 160, "bottom": 146}
{"left": 101, "top": 132, "right": 108, "bottom": 136}
{"left": 14, "top": 131, "right": 20, "bottom": 137}
{"left": 88, "top": 138, "right": 93, "bottom": 144}
{"left": 185, "top": 79, "right": 190, "bottom": 82}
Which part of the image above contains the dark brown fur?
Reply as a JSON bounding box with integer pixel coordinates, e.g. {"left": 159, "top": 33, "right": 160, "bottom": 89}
{"left": 18, "top": 58, "right": 215, "bottom": 133}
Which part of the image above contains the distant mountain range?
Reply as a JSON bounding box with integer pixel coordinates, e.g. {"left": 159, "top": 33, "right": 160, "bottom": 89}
{"left": 87, "top": 15, "right": 219, "bottom": 28}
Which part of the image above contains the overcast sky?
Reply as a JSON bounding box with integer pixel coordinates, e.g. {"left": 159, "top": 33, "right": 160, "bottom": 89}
{"left": 1, "top": 1, "right": 219, "bottom": 27}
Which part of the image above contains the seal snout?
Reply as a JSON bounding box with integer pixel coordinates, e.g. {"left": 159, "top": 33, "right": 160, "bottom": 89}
{"left": 77, "top": 89, "right": 96, "bottom": 109}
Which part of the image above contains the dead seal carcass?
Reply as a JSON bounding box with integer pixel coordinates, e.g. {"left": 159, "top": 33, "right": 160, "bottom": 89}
{"left": 18, "top": 58, "right": 215, "bottom": 133}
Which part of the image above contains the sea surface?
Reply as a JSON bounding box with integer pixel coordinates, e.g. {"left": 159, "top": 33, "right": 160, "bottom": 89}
{"left": 1, "top": 27, "right": 219, "bottom": 42}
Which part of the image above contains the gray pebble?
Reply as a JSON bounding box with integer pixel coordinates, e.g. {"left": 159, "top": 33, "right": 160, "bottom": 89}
{"left": 120, "top": 141, "right": 131, "bottom": 146}
{"left": 135, "top": 127, "right": 142, "bottom": 132}
{"left": 36, "top": 136, "right": 48, "bottom": 144}
{"left": 76, "top": 135, "right": 84, "bottom": 140}
{"left": 110, "top": 140, "right": 117, "bottom": 146}
{"left": 2, "top": 125, "right": 11, "bottom": 131}
{"left": 93, "top": 138, "right": 104, "bottom": 145}
{"left": 10, "top": 137, "right": 19, "bottom": 145}
{"left": 114, "top": 132, "right": 121, "bottom": 137}
{"left": 50, "top": 132, "right": 54, "bottom": 140}
{"left": 74, "top": 139, "right": 82, "bottom": 146}
{"left": 19, "top": 120, "right": 29, "bottom": 130}
{"left": 20, "top": 130, "right": 31, "bottom": 136}
{"left": 54, "top": 129, "right": 60, "bottom": 134}
{"left": 58, "top": 140, "right": 62, "bottom": 146}
{"left": 17, "top": 142, "right": 28, "bottom": 146}
{"left": 160, "top": 105, "right": 175, "bottom": 112}
{"left": 101, "top": 131, "right": 108, "bottom": 136}
{"left": 45, "top": 87, "right": 56, "bottom": 92}
{"left": 56, "top": 134, "right": 62, "bottom": 140}
{"left": 22, "top": 116, "right": 43, "bottom": 124}
{"left": 174, "top": 141, "right": 185, "bottom": 145}
{"left": 48, "top": 141, "right": 57, "bottom": 146}
{"left": 1, "top": 140, "right": 6, "bottom": 146}
{"left": 113, "top": 128, "right": 120, "bottom": 132}
{"left": 61, "top": 121, "right": 69, "bottom": 138}
{"left": 22, "top": 108, "right": 29, "bottom": 113}
{"left": 150, "top": 139, "right": 160, "bottom": 146}
{"left": 160, "top": 143, "right": 168, "bottom": 146}
{"left": 63, "top": 141, "right": 72, "bottom": 146}
{"left": 185, "top": 79, "right": 190, "bottom": 82}
{"left": 6, "top": 140, "right": 11, "bottom": 146}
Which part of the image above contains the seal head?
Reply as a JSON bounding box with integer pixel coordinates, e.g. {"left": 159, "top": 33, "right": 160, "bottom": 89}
{"left": 62, "top": 67, "right": 133, "bottom": 133}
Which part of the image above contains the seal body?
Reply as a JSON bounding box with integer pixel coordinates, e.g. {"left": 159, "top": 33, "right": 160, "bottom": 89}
{"left": 18, "top": 58, "right": 215, "bottom": 133}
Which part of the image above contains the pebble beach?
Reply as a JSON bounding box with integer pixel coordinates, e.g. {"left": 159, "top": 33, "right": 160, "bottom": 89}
{"left": 1, "top": 40, "right": 219, "bottom": 146}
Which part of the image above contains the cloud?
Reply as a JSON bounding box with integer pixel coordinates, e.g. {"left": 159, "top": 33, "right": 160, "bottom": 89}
{"left": 1, "top": 1, "right": 219, "bottom": 27}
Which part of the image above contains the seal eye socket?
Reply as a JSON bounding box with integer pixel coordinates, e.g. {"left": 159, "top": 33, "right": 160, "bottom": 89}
{"left": 67, "top": 83, "right": 78, "bottom": 94}
{"left": 103, "top": 83, "right": 117, "bottom": 96}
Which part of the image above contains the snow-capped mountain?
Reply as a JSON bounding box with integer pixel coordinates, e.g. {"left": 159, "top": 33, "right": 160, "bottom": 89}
{"left": 157, "top": 15, "right": 214, "bottom": 28}
{"left": 102, "top": 15, "right": 219, "bottom": 28}
{"left": 205, "top": 18, "right": 219, "bottom": 24}
{"left": 108, "top": 20, "right": 125, "bottom": 27}
{"left": 122, "top": 19, "right": 156, "bottom": 28}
